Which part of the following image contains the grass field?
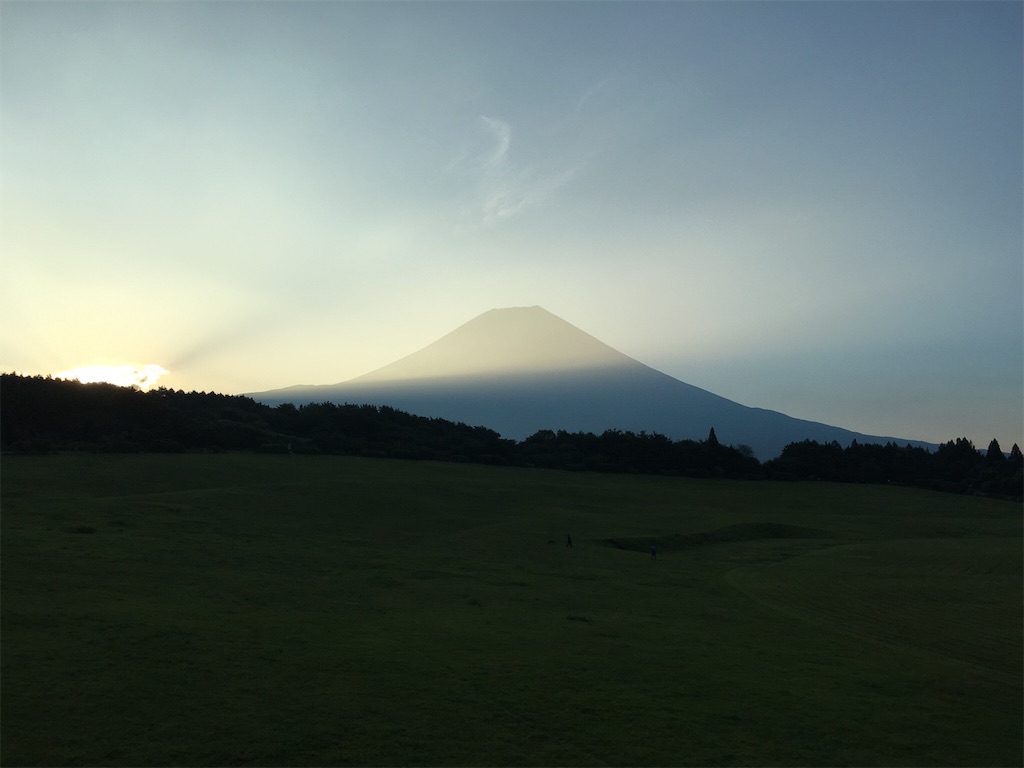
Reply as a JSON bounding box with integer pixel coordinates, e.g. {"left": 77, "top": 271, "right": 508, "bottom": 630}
{"left": 2, "top": 454, "right": 1021, "bottom": 766}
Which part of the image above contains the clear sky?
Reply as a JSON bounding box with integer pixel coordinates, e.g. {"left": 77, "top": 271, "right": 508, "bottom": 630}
{"left": 2, "top": 1, "right": 1021, "bottom": 450}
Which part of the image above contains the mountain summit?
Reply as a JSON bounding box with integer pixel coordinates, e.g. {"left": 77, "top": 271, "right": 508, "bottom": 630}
{"left": 351, "top": 306, "right": 641, "bottom": 382}
{"left": 251, "top": 307, "right": 933, "bottom": 459}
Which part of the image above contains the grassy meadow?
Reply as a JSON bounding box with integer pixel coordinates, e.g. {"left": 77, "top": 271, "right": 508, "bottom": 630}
{"left": 2, "top": 454, "right": 1021, "bottom": 766}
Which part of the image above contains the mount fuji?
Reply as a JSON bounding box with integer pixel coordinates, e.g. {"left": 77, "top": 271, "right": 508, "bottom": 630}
{"left": 249, "top": 306, "right": 935, "bottom": 459}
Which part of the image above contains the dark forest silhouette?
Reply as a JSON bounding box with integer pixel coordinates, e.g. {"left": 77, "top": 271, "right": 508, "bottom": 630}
{"left": 2, "top": 374, "right": 1020, "bottom": 499}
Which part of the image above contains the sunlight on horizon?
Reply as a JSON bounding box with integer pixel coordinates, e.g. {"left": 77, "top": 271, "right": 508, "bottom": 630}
{"left": 55, "top": 364, "right": 169, "bottom": 391}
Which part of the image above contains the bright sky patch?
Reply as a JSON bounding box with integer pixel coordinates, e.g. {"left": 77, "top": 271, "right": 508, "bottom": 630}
{"left": 56, "top": 364, "right": 169, "bottom": 391}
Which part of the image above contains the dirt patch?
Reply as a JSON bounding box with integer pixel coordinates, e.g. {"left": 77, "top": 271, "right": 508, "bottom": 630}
{"left": 604, "top": 522, "right": 836, "bottom": 552}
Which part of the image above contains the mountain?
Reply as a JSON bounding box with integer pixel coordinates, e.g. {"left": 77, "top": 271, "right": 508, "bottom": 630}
{"left": 249, "top": 306, "right": 936, "bottom": 459}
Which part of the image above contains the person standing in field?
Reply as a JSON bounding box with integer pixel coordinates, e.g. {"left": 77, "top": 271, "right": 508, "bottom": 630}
{"left": 567, "top": 533, "right": 573, "bottom": 548}
{"left": 650, "top": 545, "right": 656, "bottom": 559}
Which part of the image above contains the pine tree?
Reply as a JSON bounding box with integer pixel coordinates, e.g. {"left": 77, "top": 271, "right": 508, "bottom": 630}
{"left": 1010, "top": 443, "right": 1023, "bottom": 465}
{"left": 986, "top": 438, "right": 1005, "bottom": 463}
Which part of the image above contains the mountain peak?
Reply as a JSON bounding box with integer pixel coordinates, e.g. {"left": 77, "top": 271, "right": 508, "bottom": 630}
{"left": 350, "top": 306, "right": 638, "bottom": 384}
{"left": 250, "top": 308, "right": 937, "bottom": 459}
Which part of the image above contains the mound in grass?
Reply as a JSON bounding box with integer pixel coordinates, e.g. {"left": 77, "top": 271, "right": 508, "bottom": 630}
{"left": 604, "top": 522, "right": 836, "bottom": 552}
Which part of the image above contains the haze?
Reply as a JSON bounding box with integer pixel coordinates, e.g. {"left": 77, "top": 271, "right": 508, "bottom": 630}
{"left": 1, "top": 2, "right": 1021, "bottom": 450}
{"left": 351, "top": 306, "right": 630, "bottom": 383}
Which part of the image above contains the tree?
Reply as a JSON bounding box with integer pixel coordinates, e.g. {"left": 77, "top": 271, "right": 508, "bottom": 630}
{"left": 986, "top": 438, "right": 1005, "bottom": 464}
{"left": 706, "top": 427, "right": 719, "bottom": 446}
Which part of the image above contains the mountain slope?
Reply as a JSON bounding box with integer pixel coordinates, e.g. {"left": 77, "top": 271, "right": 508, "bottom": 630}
{"left": 250, "top": 306, "right": 934, "bottom": 459}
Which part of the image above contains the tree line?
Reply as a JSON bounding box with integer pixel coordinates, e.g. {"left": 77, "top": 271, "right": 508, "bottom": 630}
{"left": 2, "top": 373, "right": 1020, "bottom": 499}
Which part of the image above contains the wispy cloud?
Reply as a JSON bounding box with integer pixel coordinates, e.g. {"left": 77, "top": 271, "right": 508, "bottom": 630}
{"left": 480, "top": 115, "right": 511, "bottom": 170}
{"left": 450, "top": 115, "right": 582, "bottom": 227}
{"left": 481, "top": 164, "right": 579, "bottom": 226}
{"left": 573, "top": 77, "right": 611, "bottom": 117}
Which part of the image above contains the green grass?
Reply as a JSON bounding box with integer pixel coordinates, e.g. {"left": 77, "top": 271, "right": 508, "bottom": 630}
{"left": 2, "top": 454, "right": 1021, "bottom": 766}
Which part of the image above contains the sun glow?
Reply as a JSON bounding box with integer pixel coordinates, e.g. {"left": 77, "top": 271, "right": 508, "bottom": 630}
{"left": 56, "top": 364, "right": 169, "bottom": 391}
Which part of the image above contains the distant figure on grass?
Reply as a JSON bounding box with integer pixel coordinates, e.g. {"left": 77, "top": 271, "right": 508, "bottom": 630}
{"left": 650, "top": 545, "right": 656, "bottom": 559}
{"left": 567, "top": 533, "right": 573, "bottom": 548}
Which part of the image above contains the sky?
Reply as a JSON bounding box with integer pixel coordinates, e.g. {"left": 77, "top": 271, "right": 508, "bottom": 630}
{"left": 2, "top": 1, "right": 1021, "bottom": 450}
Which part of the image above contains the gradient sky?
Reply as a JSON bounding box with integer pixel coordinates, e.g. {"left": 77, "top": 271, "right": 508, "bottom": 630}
{"left": 2, "top": 1, "right": 1021, "bottom": 449}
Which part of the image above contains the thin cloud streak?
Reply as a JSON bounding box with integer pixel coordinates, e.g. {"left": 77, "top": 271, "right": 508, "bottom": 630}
{"left": 480, "top": 115, "right": 511, "bottom": 170}
{"left": 452, "top": 115, "right": 584, "bottom": 227}
{"left": 573, "top": 77, "right": 612, "bottom": 117}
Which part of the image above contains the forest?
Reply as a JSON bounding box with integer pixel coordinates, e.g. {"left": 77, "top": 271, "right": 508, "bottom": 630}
{"left": 2, "top": 373, "right": 1020, "bottom": 499}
